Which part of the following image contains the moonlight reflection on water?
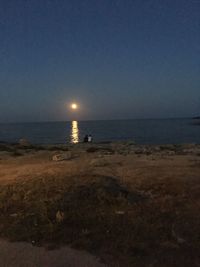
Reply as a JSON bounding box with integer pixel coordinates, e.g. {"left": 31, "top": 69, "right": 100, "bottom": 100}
{"left": 71, "top": 120, "right": 79, "bottom": 143}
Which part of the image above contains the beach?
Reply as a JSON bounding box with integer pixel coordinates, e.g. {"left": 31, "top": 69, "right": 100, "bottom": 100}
{"left": 0, "top": 142, "right": 200, "bottom": 266}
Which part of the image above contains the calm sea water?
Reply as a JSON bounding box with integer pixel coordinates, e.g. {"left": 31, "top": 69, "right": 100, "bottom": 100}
{"left": 0, "top": 118, "right": 199, "bottom": 145}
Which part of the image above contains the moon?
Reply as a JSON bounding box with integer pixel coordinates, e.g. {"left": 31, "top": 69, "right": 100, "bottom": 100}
{"left": 71, "top": 103, "right": 78, "bottom": 110}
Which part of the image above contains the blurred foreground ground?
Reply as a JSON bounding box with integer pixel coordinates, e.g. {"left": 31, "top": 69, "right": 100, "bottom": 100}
{"left": 0, "top": 142, "right": 200, "bottom": 266}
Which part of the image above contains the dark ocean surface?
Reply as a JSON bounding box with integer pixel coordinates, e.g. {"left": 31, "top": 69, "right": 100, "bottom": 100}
{"left": 0, "top": 118, "right": 199, "bottom": 145}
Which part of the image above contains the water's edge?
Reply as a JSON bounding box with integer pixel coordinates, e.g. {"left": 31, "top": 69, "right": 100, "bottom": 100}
{"left": 0, "top": 118, "right": 199, "bottom": 145}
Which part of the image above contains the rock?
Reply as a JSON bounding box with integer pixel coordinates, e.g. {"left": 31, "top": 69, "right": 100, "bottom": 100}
{"left": 9, "top": 213, "right": 18, "bottom": 217}
{"left": 159, "top": 144, "right": 175, "bottom": 151}
{"left": 52, "top": 152, "right": 72, "bottom": 161}
{"left": 134, "top": 148, "right": 147, "bottom": 154}
{"left": 115, "top": 211, "right": 125, "bottom": 215}
{"left": 166, "top": 151, "right": 175, "bottom": 156}
{"left": 154, "top": 146, "right": 161, "bottom": 152}
{"left": 56, "top": 210, "right": 65, "bottom": 223}
{"left": 172, "top": 226, "right": 186, "bottom": 244}
{"left": 19, "top": 138, "right": 30, "bottom": 147}
{"left": 126, "top": 141, "right": 135, "bottom": 146}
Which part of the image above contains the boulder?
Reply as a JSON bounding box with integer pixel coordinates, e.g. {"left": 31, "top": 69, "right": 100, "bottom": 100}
{"left": 52, "top": 152, "right": 72, "bottom": 161}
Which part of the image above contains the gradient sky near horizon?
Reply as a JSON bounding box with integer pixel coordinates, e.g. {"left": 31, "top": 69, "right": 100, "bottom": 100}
{"left": 0, "top": 0, "right": 199, "bottom": 122}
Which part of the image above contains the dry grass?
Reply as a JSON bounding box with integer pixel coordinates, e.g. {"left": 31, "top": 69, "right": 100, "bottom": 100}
{"left": 0, "top": 175, "right": 200, "bottom": 266}
{"left": 0, "top": 143, "right": 200, "bottom": 266}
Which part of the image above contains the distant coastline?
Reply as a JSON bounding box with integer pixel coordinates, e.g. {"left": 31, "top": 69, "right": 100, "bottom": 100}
{"left": 193, "top": 116, "right": 200, "bottom": 119}
{"left": 192, "top": 116, "right": 200, "bottom": 125}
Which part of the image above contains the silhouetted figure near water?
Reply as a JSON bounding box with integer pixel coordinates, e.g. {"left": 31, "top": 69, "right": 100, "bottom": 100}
{"left": 88, "top": 134, "right": 92, "bottom": 142}
{"left": 83, "top": 135, "right": 88, "bottom": 143}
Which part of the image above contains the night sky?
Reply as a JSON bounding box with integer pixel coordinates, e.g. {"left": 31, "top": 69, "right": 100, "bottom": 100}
{"left": 0, "top": 0, "right": 199, "bottom": 122}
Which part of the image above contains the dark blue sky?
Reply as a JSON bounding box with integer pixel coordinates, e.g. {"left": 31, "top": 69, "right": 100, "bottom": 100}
{"left": 0, "top": 0, "right": 199, "bottom": 122}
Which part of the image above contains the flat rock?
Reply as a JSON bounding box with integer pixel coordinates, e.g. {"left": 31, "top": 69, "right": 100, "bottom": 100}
{"left": 52, "top": 152, "right": 72, "bottom": 161}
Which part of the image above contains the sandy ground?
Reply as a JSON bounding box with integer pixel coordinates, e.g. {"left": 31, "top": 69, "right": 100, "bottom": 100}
{"left": 1, "top": 146, "right": 199, "bottom": 185}
{"left": 0, "top": 142, "right": 200, "bottom": 266}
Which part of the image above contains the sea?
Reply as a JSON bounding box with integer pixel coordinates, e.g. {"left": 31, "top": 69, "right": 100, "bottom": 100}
{"left": 0, "top": 118, "right": 199, "bottom": 145}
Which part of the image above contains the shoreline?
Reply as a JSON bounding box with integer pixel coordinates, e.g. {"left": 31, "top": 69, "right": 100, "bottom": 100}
{"left": 1, "top": 141, "right": 200, "bottom": 160}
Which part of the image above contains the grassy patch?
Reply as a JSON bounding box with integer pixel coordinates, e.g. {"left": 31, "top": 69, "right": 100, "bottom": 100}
{"left": 0, "top": 174, "right": 199, "bottom": 266}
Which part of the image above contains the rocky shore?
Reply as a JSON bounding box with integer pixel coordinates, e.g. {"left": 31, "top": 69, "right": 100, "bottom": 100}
{"left": 0, "top": 142, "right": 200, "bottom": 266}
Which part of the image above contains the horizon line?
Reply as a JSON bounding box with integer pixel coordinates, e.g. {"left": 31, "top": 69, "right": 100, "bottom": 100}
{"left": 0, "top": 116, "right": 194, "bottom": 124}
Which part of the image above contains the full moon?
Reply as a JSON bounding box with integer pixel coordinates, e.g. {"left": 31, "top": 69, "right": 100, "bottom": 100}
{"left": 71, "top": 103, "right": 78, "bottom": 110}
